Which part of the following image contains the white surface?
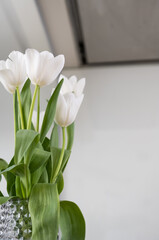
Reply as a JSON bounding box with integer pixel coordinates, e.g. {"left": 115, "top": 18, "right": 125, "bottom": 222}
{"left": 1, "top": 64, "right": 159, "bottom": 239}
{"left": 0, "top": 0, "right": 80, "bottom": 66}
{"left": 37, "top": 0, "right": 80, "bottom": 67}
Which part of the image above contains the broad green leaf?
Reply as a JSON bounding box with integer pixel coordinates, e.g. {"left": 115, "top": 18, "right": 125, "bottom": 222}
{"left": 40, "top": 79, "right": 64, "bottom": 143}
{"left": 31, "top": 165, "right": 46, "bottom": 186}
{"left": 21, "top": 79, "right": 32, "bottom": 129}
{"left": 38, "top": 168, "right": 48, "bottom": 183}
{"left": 0, "top": 164, "right": 26, "bottom": 177}
{"left": 29, "top": 148, "right": 50, "bottom": 173}
{"left": 30, "top": 148, "right": 50, "bottom": 186}
{"left": 50, "top": 147, "right": 71, "bottom": 181}
{"left": 0, "top": 158, "right": 8, "bottom": 170}
{"left": 29, "top": 183, "right": 59, "bottom": 240}
{"left": 46, "top": 157, "right": 52, "bottom": 183}
{"left": 7, "top": 158, "right": 16, "bottom": 196}
{"left": 56, "top": 172, "right": 64, "bottom": 194}
{"left": 42, "top": 137, "right": 50, "bottom": 152}
{"left": 60, "top": 201, "right": 86, "bottom": 240}
{"left": 0, "top": 158, "right": 8, "bottom": 181}
{"left": 67, "top": 122, "right": 74, "bottom": 150}
{"left": 50, "top": 123, "right": 59, "bottom": 148}
{"left": 0, "top": 191, "right": 3, "bottom": 196}
{"left": 24, "top": 134, "right": 40, "bottom": 165}
{"left": 0, "top": 196, "right": 17, "bottom": 205}
{"left": 60, "top": 150, "right": 71, "bottom": 173}
{"left": 1, "top": 164, "right": 26, "bottom": 197}
{"left": 14, "top": 130, "right": 39, "bottom": 164}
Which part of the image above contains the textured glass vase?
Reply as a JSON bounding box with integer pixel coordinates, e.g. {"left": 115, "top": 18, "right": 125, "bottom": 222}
{"left": 0, "top": 199, "right": 32, "bottom": 240}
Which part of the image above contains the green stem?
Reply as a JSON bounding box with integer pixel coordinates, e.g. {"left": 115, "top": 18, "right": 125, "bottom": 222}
{"left": 52, "top": 127, "right": 66, "bottom": 183}
{"left": 27, "top": 84, "right": 38, "bottom": 129}
{"left": 25, "top": 166, "right": 30, "bottom": 198}
{"left": 36, "top": 86, "right": 40, "bottom": 132}
{"left": 20, "top": 181, "right": 26, "bottom": 199}
{"left": 13, "top": 92, "right": 17, "bottom": 145}
{"left": 16, "top": 87, "right": 24, "bottom": 129}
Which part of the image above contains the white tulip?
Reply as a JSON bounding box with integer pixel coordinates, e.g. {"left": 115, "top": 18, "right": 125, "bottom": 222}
{"left": 59, "top": 74, "right": 85, "bottom": 97}
{"left": 25, "top": 49, "right": 65, "bottom": 87}
{"left": 32, "top": 110, "right": 45, "bottom": 131}
{"left": 0, "top": 51, "right": 27, "bottom": 93}
{"left": 55, "top": 92, "right": 84, "bottom": 127}
{"left": 54, "top": 75, "right": 85, "bottom": 127}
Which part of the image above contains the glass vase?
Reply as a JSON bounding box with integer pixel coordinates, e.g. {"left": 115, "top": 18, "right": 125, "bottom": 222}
{"left": 0, "top": 199, "right": 32, "bottom": 240}
{"left": 0, "top": 199, "right": 60, "bottom": 240}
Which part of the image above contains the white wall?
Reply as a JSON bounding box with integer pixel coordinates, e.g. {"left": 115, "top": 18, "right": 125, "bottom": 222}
{"left": 1, "top": 64, "right": 159, "bottom": 239}
{"left": 62, "top": 64, "right": 159, "bottom": 240}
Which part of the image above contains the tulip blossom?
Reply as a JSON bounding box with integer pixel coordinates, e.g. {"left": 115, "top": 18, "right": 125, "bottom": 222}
{"left": 54, "top": 75, "right": 85, "bottom": 127}
{"left": 25, "top": 49, "right": 65, "bottom": 87}
{"left": 59, "top": 74, "right": 85, "bottom": 96}
{"left": 0, "top": 51, "right": 27, "bottom": 94}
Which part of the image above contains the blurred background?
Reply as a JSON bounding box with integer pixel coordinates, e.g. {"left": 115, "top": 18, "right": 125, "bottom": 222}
{"left": 0, "top": 0, "right": 159, "bottom": 239}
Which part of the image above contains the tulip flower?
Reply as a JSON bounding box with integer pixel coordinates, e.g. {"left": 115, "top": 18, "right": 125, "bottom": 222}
{"left": 0, "top": 51, "right": 27, "bottom": 94}
{"left": 59, "top": 74, "right": 85, "bottom": 96}
{"left": 25, "top": 49, "right": 65, "bottom": 87}
{"left": 25, "top": 49, "right": 65, "bottom": 130}
{"left": 55, "top": 92, "right": 84, "bottom": 127}
{"left": 54, "top": 75, "right": 85, "bottom": 127}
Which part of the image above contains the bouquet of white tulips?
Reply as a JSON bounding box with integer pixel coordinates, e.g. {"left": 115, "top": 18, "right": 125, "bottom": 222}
{"left": 0, "top": 49, "right": 86, "bottom": 240}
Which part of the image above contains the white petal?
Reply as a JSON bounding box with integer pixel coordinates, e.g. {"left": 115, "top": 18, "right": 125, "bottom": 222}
{"left": 74, "top": 78, "right": 85, "bottom": 97}
{"left": 69, "top": 75, "right": 77, "bottom": 89}
{"left": 6, "top": 51, "right": 27, "bottom": 86}
{"left": 0, "top": 69, "right": 16, "bottom": 93}
{"left": 55, "top": 94, "right": 68, "bottom": 127}
{"left": 59, "top": 74, "right": 72, "bottom": 95}
{"left": 0, "top": 60, "right": 6, "bottom": 70}
{"left": 25, "top": 49, "right": 40, "bottom": 85}
{"left": 46, "top": 55, "right": 65, "bottom": 85}
{"left": 64, "top": 93, "right": 84, "bottom": 126}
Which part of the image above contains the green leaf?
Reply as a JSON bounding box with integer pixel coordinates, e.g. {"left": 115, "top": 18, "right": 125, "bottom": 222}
{"left": 42, "top": 137, "right": 50, "bottom": 152}
{"left": 50, "top": 147, "right": 71, "bottom": 180}
{"left": 29, "top": 183, "right": 59, "bottom": 240}
{"left": 0, "top": 158, "right": 8, "bottom": 181}
{"left": 60, "top": 201, "right": 86, "bottom": 240}
{"left": 29, "top": 148, "right": 50, "bottom": 173}
{"left": 0, "top": 164, "right": 26, "bottom": 177}
{"left": 38, "top": 168, "right": 48, "bottom": 183}
{"left": 0, "top": 158, "right": 8, "bottom": 170}
{"left": 50, "top": 123, "right": 59, "bottom": 148}
{"left": 67, "top": 123, "right": 74, "bottom": 150}
{"left": 30, "top": 149, "right": 50, "bottom": 186}
{"left": 7, "top": 158, "right": 16, "bottom": 196}
{"left": 21, "top": 79, "right": 32, "bottom": 129}
{"left": 0, "top": 191, "right": 3, "bottom": 196}
{"left": 40, "top": 79, "right": 64, "bottom": 143}
{"left": 14, "top": 130, "right": 39, "bottom": 164}
{"left": 0, "top": 196, "right": 17, "bottom": 205}
{"left": 56, "top": 172, "right": 64, "bottom": 194}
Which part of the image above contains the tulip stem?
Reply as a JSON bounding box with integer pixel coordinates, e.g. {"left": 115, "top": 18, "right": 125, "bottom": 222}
{"left": 51, "top": 127, "right": 66, "bottom": 183}
{"left": 27, "top": 84, "right": 39, "bottom": 129}
{"left": 13, "top": 92, "right": 17, "bottom": 145}
{"left": 16, "top": 87, "right": 24, "bottom": 130}
{"left": 36, "top": 86, "right": 40, "bottom": 132}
